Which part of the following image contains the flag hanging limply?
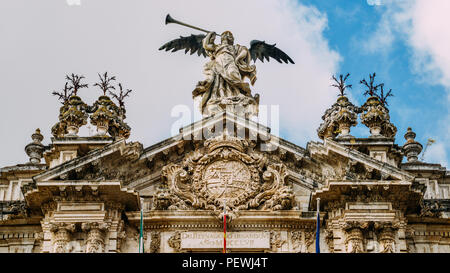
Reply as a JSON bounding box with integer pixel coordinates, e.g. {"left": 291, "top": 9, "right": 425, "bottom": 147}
{"left": 139, "top": 207, "right": 144, "bottom": 253}
{"left": 223, "top": 198, "right": 227, "bottom": 254}
{"left": 316, "top": 198, "right": 320, "bottom": 253}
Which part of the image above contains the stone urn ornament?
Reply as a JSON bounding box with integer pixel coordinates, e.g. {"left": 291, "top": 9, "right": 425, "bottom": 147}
{"left": 51, "top": 74, "right": 89, "bottom": 137}
{"left": 62, "top": 95, "right": 89, "bottom": 136}
{"left": 24, "top": 128, "right": 45, "bottom": 164}
{"left": 317, "top": 73, "right": 358, "bottom": 139}
{"left": 359, "top": 73, "right": 396, "bottom": 138}
{"left": 90, "top": 95, "right": 116, "bottom": 136}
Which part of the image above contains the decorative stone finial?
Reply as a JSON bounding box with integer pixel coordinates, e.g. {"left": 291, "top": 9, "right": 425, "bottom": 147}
{"left": 317, "top": 96, "right": 359, "bottom": 140}
{"left": 359, "top": 73, "right": 397, "bottom": 138}
{"left": 25, "top": 129, "right": 45, "bottom": 164}
{"left": 402, "top": 127, "right": 423, "bottom": 162}
{"left": 51, "top": 74, "right": 89, "bottom": 137}
{"left": 91, "top": 76, "right": 132, "bottom": 139}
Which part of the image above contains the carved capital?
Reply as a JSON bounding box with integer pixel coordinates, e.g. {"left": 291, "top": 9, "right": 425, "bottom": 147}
{"left": 50, "top": 223, "right": 76, "bottom": 253}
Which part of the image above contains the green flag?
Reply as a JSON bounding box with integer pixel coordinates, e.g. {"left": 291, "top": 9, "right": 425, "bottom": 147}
{"left": 139, "top": 208, "right": 144, "bottom": 253}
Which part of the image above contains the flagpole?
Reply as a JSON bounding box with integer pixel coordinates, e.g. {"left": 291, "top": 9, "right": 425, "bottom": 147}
{"left": 316, "top": 198, "right": 320, "bottom": 253}
{"left": 139, "top": 198, "right": 144, "bottom": 253}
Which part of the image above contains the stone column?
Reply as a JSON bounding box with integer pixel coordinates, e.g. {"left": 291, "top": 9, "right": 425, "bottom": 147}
{"left": 375, "top": 222, "right": 401, "bottom": 253}
{"left": 105, "top": 202, "right": 125, "bottom": 252}
{"left": 82, "top": 222, "right": 110, "bottom": 253}
{"left": 50, "top": 223, "right": 76, "bottom": 253}
{"left": 343, "top": 222, "right": 368, "bottom": 253}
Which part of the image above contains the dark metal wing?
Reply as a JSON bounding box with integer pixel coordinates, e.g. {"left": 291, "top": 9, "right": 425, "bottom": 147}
{"left": 249, "top": 40, "right": 294, "bottom": 64}
{"left": 159, "top": 34, "right": 207, "bottom": 57}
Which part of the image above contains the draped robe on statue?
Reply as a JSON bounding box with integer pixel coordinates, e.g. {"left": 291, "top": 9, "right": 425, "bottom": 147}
{"left": 193, "top": 32, "right": 257, "bottom": 114}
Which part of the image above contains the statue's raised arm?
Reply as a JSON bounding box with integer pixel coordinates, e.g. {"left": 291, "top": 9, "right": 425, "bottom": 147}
{"left": 202, "top": 32, "right": 217, "bottom": 54}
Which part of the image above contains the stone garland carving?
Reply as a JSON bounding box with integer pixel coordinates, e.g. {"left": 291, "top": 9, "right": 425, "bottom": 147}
{"left": 154, "top": 134, "right": 295, "bottom": 222}
{"left": 420, "top": 200, "right": 444, "bottom": 218}
{"left": 269, "top": 231, "right": 286, "bottom": 252}
{"left": 324, "top": 229, "right": 334, "bottom": 253}
{"left": 168, "top": 231, "right": 181, "bottom": 253}
{"left": 116, "top": 229, "right": 127, "bottom": 253}
{"left": 149, "top": 231, "right": 161, "bottom": 253}
{"left": 82, "top": 222, "right": 110, "bottom": 253}
{"left": 304, "top": 231, "right": 315, "bottom": 252}
{"left": 290, "top": 230, "right": 315, "bottom": 253}
{"left": 290, "top": 231, "right": 303, "bottom": 253}
{"left": 50, "top": 223, "right": 76, "bottom": 253}
{"left": 360, "top": 96, "right": 397, "bottom": 138}
{"left": 317, "top": 96, "right": 359, "bottom": 139}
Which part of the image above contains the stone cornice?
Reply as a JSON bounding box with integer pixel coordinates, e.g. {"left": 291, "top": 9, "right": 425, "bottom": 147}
{"left": 33, "top": 139, "right": 126, "bottom": 182}
{"left": 308, "top": 139, "right": 415, "bottom": 181}
{"left": 126, "top": 210, "right": 319, "bottom": 230}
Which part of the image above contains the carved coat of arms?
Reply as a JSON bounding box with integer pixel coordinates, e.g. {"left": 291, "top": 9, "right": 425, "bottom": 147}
{"left": 154, "top": 134, "right": 295, "bottom": 221}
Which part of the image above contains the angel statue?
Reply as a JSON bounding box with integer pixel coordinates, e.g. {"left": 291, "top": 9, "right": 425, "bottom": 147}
{"left": 159, "top": 14, "right": 294, "bottom": 118}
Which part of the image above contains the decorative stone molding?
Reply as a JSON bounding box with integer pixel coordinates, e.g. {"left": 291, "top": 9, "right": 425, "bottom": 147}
{"left": 168, "top": 231, "right": 181, "bottom": 253}
{"left": 360, "top": 96, "right": 397, "bottom": 138}
{"left": 317, "top": 96, "right": 359, "bottom": 139}
{"left": 290, "top": 230, "right": 315, "bottom": 253}
{"left": 50, "top": 223, "right": 76, "bottom": 253}
{"left": 324, "top": 229, "right": 334, "bottom": 253}
{"left": 269, "top": 231, "right": 286, "bottom": 252}
{"left": 304, "top": 231, "right": 315, "bottom": 251}
{"left": 41, "top": 201, "right": 57, "bottom": 215}
{"left": 155, "top": 133, "right": 295, "bottom": 222}
{"left": 82, "top": 222, "right": 110, "bottom": 253}
{"left": 149, "top": 231, "right": 161, "bottom": 253}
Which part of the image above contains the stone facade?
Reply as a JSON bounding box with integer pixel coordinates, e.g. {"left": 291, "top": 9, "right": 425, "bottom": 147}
{"left": 1, "top": 95, "right": 450, "bottom": 253}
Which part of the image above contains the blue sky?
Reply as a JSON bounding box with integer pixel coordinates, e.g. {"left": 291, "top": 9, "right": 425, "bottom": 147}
{"left": 292, "top": 0, "right": 449, "bottom": 166}
{"left": 0, "top": 0, "right": 448, "bottom": 168}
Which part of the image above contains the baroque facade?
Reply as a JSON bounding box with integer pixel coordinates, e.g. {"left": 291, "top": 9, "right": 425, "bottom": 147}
{"left": 1, "top": 84, "right": 450, "bottom": 253}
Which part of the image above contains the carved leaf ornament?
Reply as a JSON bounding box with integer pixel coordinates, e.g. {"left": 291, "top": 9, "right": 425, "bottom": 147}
{"left": 157, "top": 135, "right": 295, "bottom": 221}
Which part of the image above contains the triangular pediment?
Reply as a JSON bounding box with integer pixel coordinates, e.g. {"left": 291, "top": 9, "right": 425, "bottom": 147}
{"left": 29, "top": 111, "right": 416, "bottom": 214}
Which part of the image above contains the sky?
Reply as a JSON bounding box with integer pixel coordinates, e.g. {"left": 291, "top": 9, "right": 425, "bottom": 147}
{"left": 0, "top": 0, "right": 448, "bottom": 168}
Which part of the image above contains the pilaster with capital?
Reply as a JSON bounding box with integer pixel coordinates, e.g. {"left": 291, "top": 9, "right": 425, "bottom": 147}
{"left": 50, "top": 223, "right": 76, "bottom": 253}
{"left": 342, "top": 221, "right": 368, "bottom": 253}
{"left": 104, "top": 201, "right": 126, "bottom": 252}
{"left": 82, "top": 222, "right": 110, "bottom": 253}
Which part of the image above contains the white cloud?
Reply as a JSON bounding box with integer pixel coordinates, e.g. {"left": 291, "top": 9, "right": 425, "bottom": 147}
{"left": 0, "top": 1, "right": 340, "bottom": 167}
{"left": 367, "top": 0, "right": 384, "bottom": 6}
{"left": 361, "top": 0, "right": 450, "bottom": 167}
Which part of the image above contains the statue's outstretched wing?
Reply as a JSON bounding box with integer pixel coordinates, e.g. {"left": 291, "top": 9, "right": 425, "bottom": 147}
{"left": 159, "top": 34, "right": 207, "bottom": 57}
{"left": 249, "top": 40, "right": 294, "bottom": 64}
